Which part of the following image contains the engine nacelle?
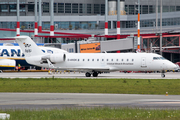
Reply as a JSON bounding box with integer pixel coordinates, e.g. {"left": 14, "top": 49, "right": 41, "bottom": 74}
{"left": 28, "top": 53, "right": 66, "bottom": 65}
{"left": 49, "top": 53, "right": 66, "bottom": 63}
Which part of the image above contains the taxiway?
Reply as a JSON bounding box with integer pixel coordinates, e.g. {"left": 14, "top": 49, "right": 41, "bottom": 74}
{"left": 0, "top": 93, "right": 180, "bottom": 110}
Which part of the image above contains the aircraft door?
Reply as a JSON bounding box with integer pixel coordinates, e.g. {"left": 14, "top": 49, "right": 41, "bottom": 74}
{"left": 141, "top": 57, "right": 147, "bottom": 68}
{"left": 101, "top": 56, "right": 105, "bottom": 66}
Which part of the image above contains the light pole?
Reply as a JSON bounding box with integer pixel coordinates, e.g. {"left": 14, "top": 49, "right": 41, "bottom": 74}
{"left": 16, "top": 0, "right": 20, "bottom": 36}
{"left": 105, "top": 0, "right": 108, "bottom": 37}
{"left": 156, "top": 0, "right": 158, "bottom": 33}
{"left": 38, "top": 0, "right": 42, "bottom": 32}
{"left": 34, "top": 0, "right": 38, "bottom": 37}
{"left": 160, "top": 0, "right": 162, "bottom": 55}
{"left": 117, "top": 0, "right": 121, "bottom": 39}
{"left": 137, "top": 0, "right": 141, "bottom": 52}
{"left": 50, "top": 0, "right": 54, "bottom": 36}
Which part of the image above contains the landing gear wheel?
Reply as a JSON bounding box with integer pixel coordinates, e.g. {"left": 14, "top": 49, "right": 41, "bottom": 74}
{"left": 85, "top": 72, "right": 91, "bottom": 77}
{"left": 161, "top": 73, "right": 165, "bottom": 78}
{"left": 161, "top": 70, "right": 166, "bottom": 78}
{"left": 93, "top": 72, "right": 98, "bottom": 77}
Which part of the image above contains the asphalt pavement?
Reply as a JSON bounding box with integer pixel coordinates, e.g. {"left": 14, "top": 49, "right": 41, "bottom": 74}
{"left": 0, "top": 93, "right": 180, "bottom": 110}
{"left": 0, "top": 71, "right": 180, "bottom": 79}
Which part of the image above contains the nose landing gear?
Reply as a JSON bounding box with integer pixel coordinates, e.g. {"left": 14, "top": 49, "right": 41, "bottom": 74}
{"left": 161, "top": 70, "right": 165, "bottom": 78}
{"left": 161, "top": 73, "right": 165, "bottom": 78}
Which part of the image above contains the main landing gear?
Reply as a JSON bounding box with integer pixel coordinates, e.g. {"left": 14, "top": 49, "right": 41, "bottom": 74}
{"left": 92, "top": 72, "right": 98, "bottom": 77}
{"left": 161, "top": 70, "right": 165, "bottom": 78}
{"left": 85, "top": 72, "right": 99, "bottom": 77}
{"left": 85, "top": 72, "right": 91, "bottom": 77}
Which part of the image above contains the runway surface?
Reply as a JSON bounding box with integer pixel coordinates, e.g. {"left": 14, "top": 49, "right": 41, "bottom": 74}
{"left": 0, "top": 71, "right": 180, "bottom": 79}
{"left": 0, "top": 93, "right": 180, "bottom": 110}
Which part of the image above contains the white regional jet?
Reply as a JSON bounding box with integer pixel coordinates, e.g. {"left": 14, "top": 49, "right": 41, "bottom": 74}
{"left": 15, "top": 36, "right": 177, "bottom": 78}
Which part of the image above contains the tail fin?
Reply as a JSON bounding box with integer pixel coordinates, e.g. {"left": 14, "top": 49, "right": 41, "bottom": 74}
{"left": 14, "top": 36, "right": 44, "bottom": 57}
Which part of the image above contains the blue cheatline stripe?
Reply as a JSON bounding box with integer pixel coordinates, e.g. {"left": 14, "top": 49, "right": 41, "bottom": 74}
{"left": 16, "top": 59, "right": 31, "bottom": 66}
{"left": 0, "top": 66, "right": 15, "bottom": 70}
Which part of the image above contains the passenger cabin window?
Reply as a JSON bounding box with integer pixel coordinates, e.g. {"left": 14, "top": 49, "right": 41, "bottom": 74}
{"left": 122, "top": 59, "right": 123, "bottom": 61}
{"left": 127, "top": 59, "right": 129, "bottom": 61}
{"left": 132, "top": 59, "right": 134, "bottom": 61}
{"left": 92, "top": 59, "right": 94, "bottom": 61}
{"left": 88, "top": 59, "right": 89, "bottom": 61}
{"left": 83, "top": 59, "right": 85, "bottom": 61}
{"left": 116, "top": 59, "right": 118, "bottom": 61}
{"left": 153, "top": 57, "right": 165, "bottom": 60}
{"left": 97, "top": 59, "right": 99, "bottom": 61}
{"left": 102, "top": 59, "right": 104, "bottom": 61}
{"left": 111, "top": 59, "right": 113, "bottom": 61}
{"left": 107, "top": 59, "right": 108, "bottom": 61}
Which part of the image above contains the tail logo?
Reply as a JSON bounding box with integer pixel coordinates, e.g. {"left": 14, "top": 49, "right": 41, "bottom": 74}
{"left": 25, "top": 49, "right": 32, "bottom": 53}
{"left": 23, "top": 43, "right": 31, "bottom": 48}
{"left": 23, "top": 43, "right": 32, "bottom": 53}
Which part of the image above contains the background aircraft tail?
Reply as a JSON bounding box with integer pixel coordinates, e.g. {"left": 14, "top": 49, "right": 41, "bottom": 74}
{"left": 14, "top": 36, "right": 44, "bottom": 57}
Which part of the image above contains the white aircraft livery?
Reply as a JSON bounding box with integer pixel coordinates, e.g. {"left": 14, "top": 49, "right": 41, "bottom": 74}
{"left": 15, "top": 36, "right": 177, "bottom": 78}
{"left": 0, "top": 43, "right": 67, "bottom": 70}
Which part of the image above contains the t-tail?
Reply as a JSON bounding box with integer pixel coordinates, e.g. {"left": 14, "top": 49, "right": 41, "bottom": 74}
{"left": 14, "top": 36, "right": 46, "bottom": 67}
{"left": 14, "top": 36, "right": 44, "bottom": 57}
{"left": 14, "top": 36, "right": 58, "bottom": 68}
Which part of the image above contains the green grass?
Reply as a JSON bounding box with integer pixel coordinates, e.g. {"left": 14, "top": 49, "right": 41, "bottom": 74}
{"left": 1, "top": 108, "right": 180, "bottom": 120}
{"left": 0, "top": 78, "right": 180, "bottom": 94}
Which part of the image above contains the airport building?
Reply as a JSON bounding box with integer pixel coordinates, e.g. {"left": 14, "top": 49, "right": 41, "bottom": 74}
{"left": 0, "top": 0, "right": 180, "bottom": 62}
{"left": 0, "top": 0, "right": 180, "bottom": 30}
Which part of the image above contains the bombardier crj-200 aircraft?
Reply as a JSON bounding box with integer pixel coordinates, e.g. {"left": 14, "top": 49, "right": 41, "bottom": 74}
{"left": 15, "top": 36, "right": 177, "bottom": 78}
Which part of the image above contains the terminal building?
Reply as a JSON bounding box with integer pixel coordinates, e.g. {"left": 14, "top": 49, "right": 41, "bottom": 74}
{"left": 0, "top": 0, "right": 180, "bottom": 62}
{"left": 0, "top": 0, "right": 180, "bottom": 30}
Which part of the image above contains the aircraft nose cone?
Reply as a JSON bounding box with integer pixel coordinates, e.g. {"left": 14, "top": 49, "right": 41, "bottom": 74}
{"left": 166, "top": 62, "right": 177, "bottom": 70}
{"left": 170, "top": 63, "right": 178, "bottom": 70}
{"left": 174, "top": 64, "right": 179, "bottom": 70}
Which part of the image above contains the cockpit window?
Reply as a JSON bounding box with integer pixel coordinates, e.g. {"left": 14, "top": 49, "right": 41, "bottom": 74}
{"left": 160, "top": 57, "right": 165, "bottom": 60}
{"left": 153, "top": 57, "right": 165, "bottom": 60}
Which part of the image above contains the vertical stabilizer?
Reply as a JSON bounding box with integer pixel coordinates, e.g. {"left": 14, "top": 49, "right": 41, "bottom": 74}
{"left": 14, "top": 36, "right": 44, "bottom": 57}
